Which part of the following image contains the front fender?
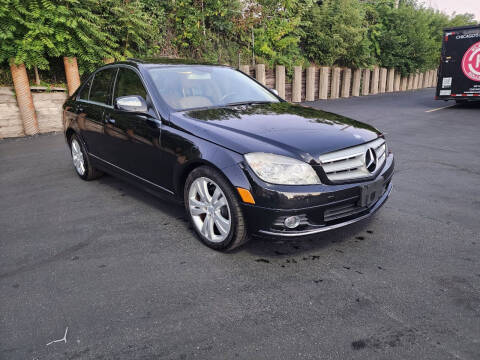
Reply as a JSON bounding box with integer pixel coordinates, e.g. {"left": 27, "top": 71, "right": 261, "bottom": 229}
{"left": 165, "top": 126, "right": 252, "bottom": 197}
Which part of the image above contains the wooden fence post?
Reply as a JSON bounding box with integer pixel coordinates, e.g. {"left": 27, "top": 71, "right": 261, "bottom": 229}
{"left": 427, "top": 71, "right": 433, "bottom": 87}
{"left": 330, "top": 67, "right": 340, "bottom": 99}
{"left": 419, "top": 73, "right": 424, "bottom": 88}
{"left": 371, "top": 66, "right": 379, "bottom": 95}
{"left": 379, "top": 68, "right": 387, "bottom": 93}
{"left": 387, "top": 68, "right": 395, "bottom": 92}
{"left": 306, "top": 66, "right": 316, "bottom": 101}
{"left": 407, "top": 74, "right": 414, "bottom": 90}
{"left": 341, "top": 68, "right": 351, "bottom": 98}
{"left": 319, "top": 67, "right": 329, "bottom": 100}
{"left": 394, "top": 72, "right": 401, "bottom": 92}
{"left": 362, "top": 69, "right": 370, "bottom": 96}
{"left": 401, "top": 76, "right": 408, "bottom": 91}
{"left": 352, "top": 69, "right": 361, "bottom": 96}
{"left": 292, "top": 66, "right": 302, "bottom": 103}
{"left": 10, "top": 61, "right": 39, "bottom": 135}
{"left": 239, "top": 65, "right": 250, "bottom": 75}
{"left": 414, "top": 73, "right": 419, "bottom": 89}
{"left": 256, "top": 64, "right": 266, "bottom": 85}
{"left": 275, "top": 65, "right": 285, "bottom": 99}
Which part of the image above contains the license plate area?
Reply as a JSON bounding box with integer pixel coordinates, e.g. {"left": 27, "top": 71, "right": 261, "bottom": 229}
{"left": 360, "top": 177, "right": 384, "bottom": 207}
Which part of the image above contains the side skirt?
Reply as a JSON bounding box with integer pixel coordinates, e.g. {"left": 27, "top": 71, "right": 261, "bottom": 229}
{"left": 89, "top": 154, "right": 182, "bottom": 204}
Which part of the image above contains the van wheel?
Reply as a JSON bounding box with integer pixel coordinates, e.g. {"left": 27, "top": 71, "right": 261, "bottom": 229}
{"left": 70, "top": 134, "right": 103, "bottom": 181}
{"left": 184, "top": 166, "right": 249, "bottom": 251}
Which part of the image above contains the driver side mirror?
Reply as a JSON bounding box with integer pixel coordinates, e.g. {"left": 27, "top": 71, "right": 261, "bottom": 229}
{"left": 115, "top": 95, "right": 148, "bottom": 113}
{"left": 270, "top": 89, "right": 279, "bottom": 96}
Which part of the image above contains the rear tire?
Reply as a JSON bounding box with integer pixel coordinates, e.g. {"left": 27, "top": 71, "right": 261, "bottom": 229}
{"left": 184, "top": 166, "right": 249, "bottom": 251}
{"left": 69, "top": 134, "right": 103, "bottom": 181}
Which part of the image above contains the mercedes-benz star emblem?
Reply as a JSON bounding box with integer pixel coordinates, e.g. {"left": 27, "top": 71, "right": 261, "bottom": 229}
{"left": 365, "top": 148, "right": 377, "bottom": 173}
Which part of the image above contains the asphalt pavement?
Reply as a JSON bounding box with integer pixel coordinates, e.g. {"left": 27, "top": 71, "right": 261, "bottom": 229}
{"left": 1, "top": 89, "right": 479, "bottom": 359}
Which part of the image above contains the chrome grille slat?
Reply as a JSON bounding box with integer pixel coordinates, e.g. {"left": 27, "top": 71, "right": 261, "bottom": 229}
{"left": 323, "top": 157, "right": 364, "bottom": 174}
{"left": 318, "top": 138, "right": 386, "bottom": 182}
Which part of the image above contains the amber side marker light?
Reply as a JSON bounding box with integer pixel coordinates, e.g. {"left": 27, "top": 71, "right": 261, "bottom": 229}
{"left": 237, "top": 187, "right": 255, "bottom": 204}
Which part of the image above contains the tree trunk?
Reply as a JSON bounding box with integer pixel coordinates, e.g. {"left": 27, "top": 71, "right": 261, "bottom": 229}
{"left": 34, "top": 66, "right": 41, "bottom": 86}
{"left": 10, "top": 61, "right": 39, "bottom": 136}
{"left": 63, "top": 57, "right": 81, "bottom": 96}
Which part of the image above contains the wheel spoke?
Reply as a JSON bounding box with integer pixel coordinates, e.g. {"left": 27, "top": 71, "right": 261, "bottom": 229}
{"left": 208, "top": 215, "right": 216, "bottom": 240}
{"left": 211, "top": 187, "right": 222, "bottom": 204}
{"left": 213, "top": 196, "right": 227, "bottom": 210}
{"left": 189, "top": 205, "right": 206, "bottom": 216}
{"left": 214, "top": 213, "right": 230, "bottom": 235}
{"left": 201, "top": 214, "right": 211, "bottom": 237}
{"left": 195, "top": 178, "right": 210, "bottom": 202}
{"left": 189, "top": 197, "right": 206, "bottom": 208}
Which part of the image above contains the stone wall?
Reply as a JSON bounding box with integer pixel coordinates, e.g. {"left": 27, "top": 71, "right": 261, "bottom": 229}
{"left": 0, "top": 87, "right": 66, "bottom": 139}
{"left": 0, "top": 88, "right": 24, "bottom": 138}
{"left": 32, "top": 91, "right": 67, "bottom": 133}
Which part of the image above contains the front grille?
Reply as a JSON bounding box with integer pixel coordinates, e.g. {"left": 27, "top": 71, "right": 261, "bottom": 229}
{"left": 318, "top": 138, "right": 386, "bottom": 182}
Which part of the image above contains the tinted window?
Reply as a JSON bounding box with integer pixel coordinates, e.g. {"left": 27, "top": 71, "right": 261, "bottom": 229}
{"left": 78, "top": 77, "right": 92, "bottom": 101}
{"left": 114, "top": 68, "right": 147, "bottom": 100}
{"left": 89, "top": 69, "right": 115, "bottom": 105}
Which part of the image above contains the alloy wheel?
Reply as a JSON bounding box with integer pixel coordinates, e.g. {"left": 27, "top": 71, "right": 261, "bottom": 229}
{"left": 71, "top": 139, "right": 86, "bottom": 176}
{"left": 188, "top": 177, "right": 231, "bottom": 243}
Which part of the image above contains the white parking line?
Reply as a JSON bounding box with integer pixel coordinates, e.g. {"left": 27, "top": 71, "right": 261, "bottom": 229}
{"left": 425, "top": 105, "right": 455, "bottom": 113}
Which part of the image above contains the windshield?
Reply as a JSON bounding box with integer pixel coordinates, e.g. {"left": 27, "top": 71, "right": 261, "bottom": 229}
{"left": 147, "top": 66, "right": 279, "bottom": 111}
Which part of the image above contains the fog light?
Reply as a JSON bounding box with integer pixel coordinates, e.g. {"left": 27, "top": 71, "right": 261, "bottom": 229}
{"left": 284, "top": 216, "right": 300, "bottom": 229}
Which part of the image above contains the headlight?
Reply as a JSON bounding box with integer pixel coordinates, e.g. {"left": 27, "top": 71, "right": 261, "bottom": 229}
{"left": 244, "top": 152, "right": 321, "bottom": 185}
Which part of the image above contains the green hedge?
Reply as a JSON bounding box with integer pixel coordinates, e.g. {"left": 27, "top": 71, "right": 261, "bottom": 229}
{"left": 0, "top": 0, "right": 476, "bottom": 85}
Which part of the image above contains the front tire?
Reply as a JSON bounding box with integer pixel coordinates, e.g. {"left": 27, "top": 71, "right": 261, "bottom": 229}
{"left": 69, "top": 134, "right": 103, "bottom": 181}
{"left": 184, "top": 166, "right": 249, "bottom": 251}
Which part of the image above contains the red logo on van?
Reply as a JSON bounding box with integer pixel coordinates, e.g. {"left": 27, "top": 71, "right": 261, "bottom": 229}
{"left": 462, "top": 41, "right": 480, "bottom": 82}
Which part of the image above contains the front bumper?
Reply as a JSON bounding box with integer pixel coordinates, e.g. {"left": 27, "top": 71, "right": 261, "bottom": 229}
{"left": 241, "top": 153, "right": 394, "bottom": 238}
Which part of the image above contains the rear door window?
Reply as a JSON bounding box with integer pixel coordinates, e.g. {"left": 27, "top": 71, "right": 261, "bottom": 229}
{"left": 89, "top": 68, "right": 116, "bottom": 105}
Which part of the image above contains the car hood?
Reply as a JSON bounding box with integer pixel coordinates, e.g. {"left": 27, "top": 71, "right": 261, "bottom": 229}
{"left": 169, "top": 102, "right": 381, "bottom": 163}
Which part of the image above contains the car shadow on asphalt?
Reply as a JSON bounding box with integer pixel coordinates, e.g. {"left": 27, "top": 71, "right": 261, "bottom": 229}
{"left": 95, "top": 173, "right": 187, "bottom": 219}
{"left": 94, "top": 171, "right": 377, "bottom": 258}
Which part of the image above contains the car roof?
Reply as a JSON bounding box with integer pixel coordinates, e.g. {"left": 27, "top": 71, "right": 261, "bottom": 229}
{"left": 117, "top": 57, "right": 229, "bottom": 67}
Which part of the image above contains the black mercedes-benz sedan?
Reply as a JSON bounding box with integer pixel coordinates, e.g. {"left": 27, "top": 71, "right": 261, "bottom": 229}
{"left": 63, "top": 59, "right": 394, "bottom": 251}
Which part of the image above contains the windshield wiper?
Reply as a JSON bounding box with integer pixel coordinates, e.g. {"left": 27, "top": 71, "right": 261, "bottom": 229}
{"left": 223, "top": 101, "right": 274, "bottom": 107}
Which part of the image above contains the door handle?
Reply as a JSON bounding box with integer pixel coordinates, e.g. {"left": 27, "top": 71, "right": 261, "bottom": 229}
{"left": 104, "top": 116, "right": 116, "bottom": 124}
